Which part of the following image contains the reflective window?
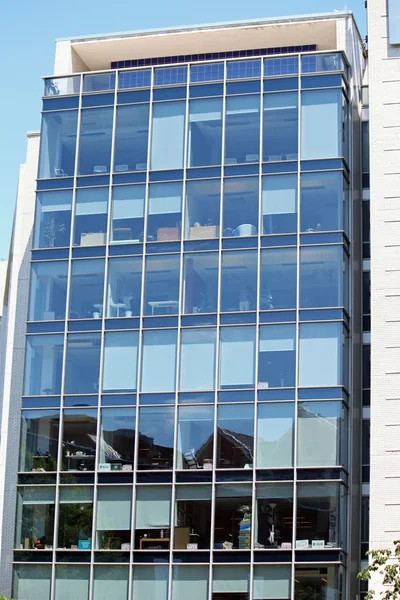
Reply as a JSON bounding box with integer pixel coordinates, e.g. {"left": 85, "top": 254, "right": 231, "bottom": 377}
{"left": 295, "top": 566, "right": 342, "bottom": 600}
{"left": 301, "top": 89, "right": 342, "bottom": 159}
{"left": 55, "top": 565, "right": 90, "bottom": 599}
{"left": 38, "top": 111, "right": 78, "bottom": 179}
{"left": 13, "top": 565, "right": 51, "bottom": 600}
{"left": 265, "top": 56, "right": 299, "bottom": 76}
{"left": 296, "top": 483, "right": 344, "bottom": 549}
{"left": 111, "top": 185, "right": 145, "bottom": 243}
{"left": 263, "top": 92, "right": 298, "bottom": 162}
{"left": 388, "top": 0, "right": 400, "bottom": 44}
{"left": 174, "top": 486, "right": 212, "bottom": 548}
{"left": 220, "top": 326, "right": 256, "bottom": 389}
{"left": 74, "top": 187, "right": 108, "bottom": 246}
{"left": 221, "top": 250, "right": 258, "bottom": 312}
{"left": 151, "top": 101, "right": 186, "bottom": 170}
{"left": 144, "top": 255, "right": 180, "bottom": 316}
{"left": 69, "top": 259, "right": 105, "bottom": 319}
{"left": 34, "top": 190, "right": 72, "bottom": 248}
{"left": 262, "top": 174, "right": 298, "bottom": 234}
{"left": 212, "top": 565, "right": 249, "bottom": 596}
{"left": 44, "top": 75, "right": 80, "bottom": 96}
{"left": 114, "top": 104, "right": 149, "bottom": 172}
{"left": 299, "top": 323, "right": 342, "bottom": 387}
{"left": 217, "top": 404, "right": 254, "bottom": 468}
{"left": 300, "top": 246, "right": 344, "bottom": 308}
{"left": 78, "top": 107, "right": 114, "bottom": 175}
{"left": 61, "top": 410, "right": 97, "bottom": 472}
{"left": 179, "top": 328, "right": 216, "bottom": 391}
{"left": 301, "top": 172, "right": 344, "bottom": 233}
{"left": 257, "top": 403, "right": 294, "bottom": 468}
{"left": 141, "top": 330, "right": 177, "bottom": 392}
{"left": 255, "top": 484, "right": 293, "bottom": 549}
{"left": 298, "top": 401, "right": 345, "bottom": 467}
{"left": 260, "top": 248, "right": 297, "bottom": 310}
{"left": 185, "top": 179, "right": 221, "bottom": 240}
{"left": 135, "top": 486, "right": 171, "bottom": 546}
{"left": 99, "top": 408, "right": 135, "bottom": 468}
{"left": 227, "top": 59, "right": 261, "bottom": 79}
{"left": 183, "top": 252, "right": 218, "bottom": 314}
{"left": 19, "top": 410, "right": 59, "bottom": 472}
{"left": 119, "top": 70, "right": 151, "bottom": 90}
{"left": 173, "top": 566, "right": 209, "bottom": 599}
{"left": 148, "top": 182, "right": 183, "bottom": 242}
{"left": 258, "top": 325, "right": 296, "bottom": 388}
{"left": 94, "top": 566, "right": 129, "bottom": 600}
{"left": 96, "top": 486, "right": 132, "bottom": 549}
{"left": 29, "top": 261, "right": 68, "bottom": 321}
{"left": 137, "top": 407, "right": 174, "bottom": 471}
{"left": 223, "top": 177, "right": 259, "bottom": 236}
{"left": 188, "top": 98, "right": 223, "bottom": 167}
{"left": 132, "top": 566, "right": 169, "bottom": 599}
{"left": 154, "top": 66, "right": 187, "bottom": 86}
{"left": 83, "top": 73, "right": 115, "bottom": 92}
{"left": 190, "top": 62, "right": 224, "bottom": 82}
{"left": 64, "top": 333, "right": 101, "bottom": 394}
{"left": 107, "top": 256, "right": 142, "bottom": 317}
{"left": 214, "top": 484, "right": 252, "bottom": 548}
{"left": 15, "top": 487, "right": 55, "bottom": 550}
{"left": 177, "top": 406, "right": 214, "bottom": 469}
{"left": 102, "top": 332, "right": 139, "bottom": 392}
{"left": 24, "top": 334, "right": 64, "bottom": 396}
{"left": 254, "top": 565, "right": 291, "bottom": 599}
{"left": 225, "top": 95, "right": 260, "bottom": 164}
{"left": 302, "top": 53, "right": 343, "bottom": 73}
{"left": 57, "top": 486, "right": 93, "bottom": 548}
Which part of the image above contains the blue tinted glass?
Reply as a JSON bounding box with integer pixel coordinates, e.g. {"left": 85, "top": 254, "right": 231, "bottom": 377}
{"left": 33, "top": 190, "right": 72, "bottom": 249}
{"left": 141, "top": 330, "right": 178, "bottom": 392}
{"left": 189, "top": 83, "right": 224, "bottom": 98}
{"left": 300, "top": 246, "right": 344, "bottom": 309}
{"left": 185, "top": 180, "right": 221, "bottom": 241}
{"left": 301, "top": 171, "right": 343, "bottom": 233}
{"left": 221, "top": 251, "right": 258, "bottom": 313}
{"left": 260, "top": 248, "right": 297, "bottom": 310}
{"left": 114, "top": 104, "right": 149, "bottom": 173}
{"left": 153, "top": 87, "right": 186, "bottom": 101}
{"left": 118, "top": 70, "right": 151, "bottom": 89}
{"left": 188, "top": 98, "right": 223, "bottom": 167}
{"left": 69, "top": 259, "right": 105, "bottom": 319}
{"left": 226, "top": 80, "right": 261, "bottom": 95}
{"left": 78, "top": 107, "right": 114, "bottom": 175}
{"left": 81, "top": 93, "right": 114, "bottom": 108}
{"left": 38, "top": 111, "right": 78, "bottom": 179}
{"left": 36, "top": 179, "right": 74, "bottom": 191}
{"left": 77, "top": 175, "right": 110, "bottom": 187}
{"left": 190, "top": 63, "right": 224, "bottom": 82}
{"left": 223, "top": 177, "right": 259, "bottom": 236}
{"left": 301, "top": 89, "right": 342, "bottom": 159}
{"left": 262, "top": 174, "right": 298, "bottom": 235}
{"left": 227, "top": 59, "right": 261, "bottom": 80}
{"left": 27, "top": 322, "right": 65, "bottom": 333}
{"left": 43, "top": 97, "right": 79, "bottom": 111}
{"left": 64, "top": 396, "right": 98, "bottom": 407}
{"left": 44, "top": 76, "right": 81, "bottom": 96}
{"left": 217, "top": 404, "right": 254, "bottom": 467}
{"left": 24, "top": 335, "right": 64, "bottom": 395}
{"left": 301, "top": 53, "right": 343, "bottom": 74}
{"left": 264, "top": 77, "right": 298, "bottom": 92}
{"left": 389, "top": 0, "right": 400, "bottom": 44}
{"left": 72, "top": 246, "right": 106, "bottom": 259}
{"left": 65, "top": 333, "right": 101, "bottom": 394}
{"left": 111, "top": 185, "right": 145, "bottom": 244}
{"left": 264, "top": 56, "right": 299, "bottom": 77}
{"left": 29, "top": 261, "right": 68, "bottom": 321}
{"left": 74, "top": 187, "right": 109, "bottom": 247}
{"left": 301, "top": 74, "right": 342, "bottom": 89}
{"left": 117, "top": 90, "right": 151, "bottom": 104}
{"left": 263, "top": 92, "right": 298, "bottom": 162}
{"left": 83, "top": 73, "right": 115, "bottom": 92}
{"left": 148, "top": 182, "right": 183, "bottom": 242}
{"left": 103, "top": 331, "right": 139, "bottom": 392}
{"left": 144, "top": 255, "right": 180, "bottom": 316}
{"left": 107, "top": 256, "right": 142, "bottom": 317}
{"left": 225, "top": 96, "right": 260, "bottom": 165}
{"left": 154, "top": 66, "right": 188, "bottom": 86}
{"left": 258, "top": 324, "right": 296, "bottom": 388}
{"left": 299, "top": 322, "right": 342, "bottom": 387}
{"left": 151, "top": 101, "right": 186, "bottom": 170}
{"left": 102, "top": 395, "right": 136, "bottom": 406}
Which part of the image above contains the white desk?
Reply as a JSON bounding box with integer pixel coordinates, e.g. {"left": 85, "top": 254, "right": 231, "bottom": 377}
{"left": 148, "top": 300, "right": 179, "bottom": 315}
{"left": 110, "top": 303, "right": 127, "bottom": 317}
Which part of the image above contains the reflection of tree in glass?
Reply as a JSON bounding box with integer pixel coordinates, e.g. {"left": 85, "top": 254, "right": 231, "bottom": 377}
{"left": 58, "top": 504, "right": 92, "bottom": 548}
{"left": 295, "top": 583, "right": 324, "bottom": 600}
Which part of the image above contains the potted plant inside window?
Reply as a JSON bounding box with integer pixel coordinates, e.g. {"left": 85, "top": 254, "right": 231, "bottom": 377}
{"left": 43, "top": 214, "right": 66, "bottom": 247}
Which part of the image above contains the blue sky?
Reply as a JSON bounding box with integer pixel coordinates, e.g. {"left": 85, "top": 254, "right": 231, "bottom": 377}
{"left": 0, "top": 0, "right": 366, "bottom": 258}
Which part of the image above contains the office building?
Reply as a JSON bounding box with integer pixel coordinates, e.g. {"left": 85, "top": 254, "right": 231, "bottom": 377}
{"left": 0, "top": 10, "right": 367, "bottom": 600}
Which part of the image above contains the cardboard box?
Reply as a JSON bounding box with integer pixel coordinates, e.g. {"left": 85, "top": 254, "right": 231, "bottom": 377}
{"left": 80, "top": 232, "right": 106, "bottom": 246}
{"left": 157, "top": 227, "right": 179, "bottom": 241}
{"left": 190, "top": 225, "right": 218, "bottom": 240}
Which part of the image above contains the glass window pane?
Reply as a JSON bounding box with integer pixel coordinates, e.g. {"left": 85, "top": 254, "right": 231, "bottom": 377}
{"left": 298, "top": 401, "right": 344, "bottom": 467}
{"left": 135, "top": 486, "right": 171, "bottom": 548}
{"left": 299, "top": 323, "right": 342, "bottom": 387}
{"left": 185, "top": 180, "right": 221, "bottom": 240}
{"left": 295, "top": 566, "right": 340, "bottom": 600}
{"left": 114, "top": 104, "right": 149, "bottom": 172}
{"left": 263, "top": 92, "right": 298, "bottom": 162}
{"left": 177, "top": 405, "right": 214, "bottom": 469}
{"left": 213, "top": 565, "right": 249, "bottom": 593}
{"left": 180, "top": 328, "right": 216, "bottom": 391}
{"left": 64, "top": 333, "right": 101, "bottom": 394}
{"left": 103, "top": 331, "right": 139, "bottom": 392}
{"left": 29, "top": 261, "right": 68, "bottom": 321}
{"left": 225, "top": 95, "right": 260, "bottom": 165}
{"left": 221, "top": 250, "right": 257, "bottom": 312}
{"left": 256, "top": 403, "right": 294, "bottom": 468}
{"left": 96, "top": 486, "right": 132, "bottom": 548}
{"left": 99, "top": 407, "right": 135, "bottom": 467}
{"left": 260, "top": 248, "right": 296, "bottom": 310}
{"left": 13, "top": 565, "right": 51, "bottom": 600}
{"left": 15, "top": 486, "right": 55, "bottom": 550}
{"left": 265, "top": 56, "right": 299, "bottom": 77}
{"left": 61, "top": 409, "right": 97, "bottom": 471}
{"left": 141, "top": 329, "right": 177, "bottom": 393}
{"left": 55, "top": 565, "right": 90, "bottom": 600}
{"left": 254, "top": 565, "right": 291, "bottom": 599}
{"left": 183, "top": 252, "right": 218, "bottom": 314}
{"left": 34, "top": 190, "right": 72, "bottom": 248}
{"left": 19, "top": 409, "right": 59, "bottom": 472}
{"left": 223, "top": 177, "right": 259, "bottom": 236}
{"left": 74, "top": 188, "right": 108, "bottom": 246}
{"left": 262, "top": 174, "right": 298, "bottom": 234}
{"left": 188, "top": 98, "right": 223, "bottom": 167}
{"left": 220, "top": 326, "right": 256, "bottom": 389}
{"left": 214, "top": 484, "right": 252, "bottom": 549}
{"left": 69, "top": 259, "right": 105, "bottom": 319}
{"left": 190, "top": 63, "right": 224, "bottom": 82}
{"left": 148, "top": 182, "right": 183, "bottom": 242}
{"left": 107, "top": 256, "right": 142, "bottom": 317}
{"left": 301, "top": 89, "right": 342, "bottom": 159}
{"left": 78, "top": 107, "right": 114, "bottom": 175}
{"left": 58, "top": 486, "right": 93, "bottom": 548}
{"left": 296, "top": 483, "right": 342, "bottom": 548}
{"left": 227, "top": 59, "right": 261, "bottom": 79}
{"left": 119, "top": 69, "right": 151, "bottom": 90}
{"left": 38, "top": 111, "right": 78, "bottom": 179}
{"left": 301, "top": 172, "right": 344, "bottom": 233}
{"left": 151, "top": 101, "right": 186, "bottom": 170}
{"left": 172, "top": 566, "right": 209, "bottom": 600}
{"left": 217, "top": 404, "right": 254, "bottom": 468}
{"left": 44, "top": 76, "right": 80, "bottom": 96}
{"left": 258, "top": 325, "right": 296, "bottom": 388}
{"left": 138, "top": 407, "right": 174, "bottom": 470}
{"left": 83, "top": 73, "right": 115, "bottom": 92}
{"left": 255, "top": 485, "right": 293, "bottom": 550}
{"left": 154, "top": 66, "right": 187, "bottom": 86}
{"left": 94, "top": 566, "right": 129, "bottom": 600}
{"left": 302, "top": 53, "right": 343, "bottom": 73}
{"left": 24, "top": 334, "right": 64, "bottom": 396}
{"left": 132, "top": 566, "right": 169, "bottom": 600}
{"left": 144, "top": 255, "right": 180, "bottom": 316}
{"left": 111, "top": 185, "right": 145, "bottom": 243}
{"left": 174, "top": 485, "right": 212, "bottom": 548}
{"left": 300, "top": 246, "right": 343, "bottom": 308}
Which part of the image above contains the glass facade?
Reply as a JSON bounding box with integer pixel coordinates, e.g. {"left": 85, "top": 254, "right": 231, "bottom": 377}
{"left": 16, "top": 51, "right": 353, "bottom": 599}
